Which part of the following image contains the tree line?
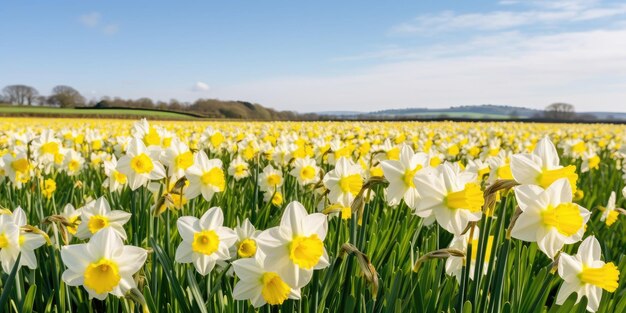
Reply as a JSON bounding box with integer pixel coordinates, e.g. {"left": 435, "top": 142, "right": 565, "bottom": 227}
{"left": 1, "top": 84, "right": 322, "bottom": 120}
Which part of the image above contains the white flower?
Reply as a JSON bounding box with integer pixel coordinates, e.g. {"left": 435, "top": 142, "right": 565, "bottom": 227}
{"left": 0, "top": 207, "right": 46, "bottom": 273}
{"left": 381, "top": 144, "right": 428, "bottom": 209}
{"left": 256, "top": 201, "right": 329, "bottom": 289}
{"left": 162, "top": 138, "right": 194, "bottom": 180}
{"left": 445, "top": 227, "right": 493, "bottom": 282}
{"left": 75, "top": 197, "right": 131, "bottom": 240}
{"left": 556, "top": 236, "right": 620, "bottom": 312}
{"left": 117, "top": 138, "right": 166, "bottom": 190}
{"left": 510, "top": 137, "right": 578, "bottom": 192}
{"left": 511, "top": 178, "right": 590, "bottom": 259}
{"left": 232, "top": 255, "right": 301, "bottom": 307}
{"left": 228, "top": 156, "right": 250, "bottom": 180}
{"left": 175, "top": 207, "right": 237, "bottom": 275}
{"left": 600, "top": 191, "right": 620, "bottom": 226}
{"left": 63, "top": 149, "right": 85, "bottom": 176}
{"left": 230, "top": 218, "right": 261, "bottom": 259}
{"left": 103, "top": 155, "right": 128, "bottom": 192}
{"left": 290, "top": 157, "right": 319, "bottom": 186}
{"left": 413, "top": 163, "right": 483, "bottom": 235}
{"left": 323, "top": 157, "right": 363, "bottom": 206}
{"left": 61, "top": 228, "right": 147, "bottom": 300}
{"left": 258, "top": 165, "right": 283, "bottom": 193}
{"left": 60, "top": 203, "right": 82, "bottom": 238}
{"left": 2, "top": 150, "right": 32, "bottom": 188}
{"left": 184, "top": 151, "right": 226, "bottom": 201}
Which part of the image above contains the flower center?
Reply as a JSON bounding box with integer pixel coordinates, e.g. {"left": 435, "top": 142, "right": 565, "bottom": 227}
{"left": 237, "top": 238, "right": 257, "bottom": 258}
{"left": 68, "top": 159, "right": 81, "bottom": 172}
{"left": 497, "top": 164, "right": 513, "bottom": 180}
{"left": 266, "top": 174, "right": 282, "bottom": 187}
{"left": 201, "top": 167, "right": 225, "bottom": 191}
{"left": 300, "top": 166, "right": 316, "bottom": 180}
{"left": 537, "top": 165, "right": 578, "bottom": 192}
{"left": 192, "top": 230, "right": 220, "bottom": 255}
{"left": 11, "top": 158, "right": 30, "bottom": 173}
{"left": 338, "top": 174, "right": 363, "bottom": 195}
{"left": 234, "top": 164, "right": 247, "bottom": 176}
{"left": 143, "top": 128, "right": 161, "bottom": 146}
{"left": 445, "top": 183, "right": 484, "bottom": 212}
{"left": 579, "top": 263, "right": 620, "bottom": 292}
{"left": 130, "top": 153, "right": 154, "bottom": 174}
{"left": 113, "top": 171, "right": 127, "bottom": 184}
{"left": 67, "top": 216, "right": 81, "bottom": 235}
{"left": 588, "top": 155, "right": 600, "bottom": 170}
{"left": 88, "top": 215, "right": 109, "bottom": 234}
{"left": 260, "top": 272, "right": 290, "bottom": 305}
{"left": 289, "top": 234, "right": 324, "bottom": 269}
{"left": 175, "top": 151, "right": 194, "bottom": 170}
{"left": 0, "top": 233, "right": 9, "bottom": 249}
{"left": 606, "top": 210, "right": 619, "bottom": 226}
{"left": 84, "top": 258, "right": 121, "bottom": 294}
{"left": 41, "top": 142, "right": 59, "bottom": 155}
{"left": 210, "top": 133, "right": 224, "bottom": 147}
{"left": 403, "top": 165, "right": 422, "bottom": 187}
{"left": 386, "top": 147, "right": 400, "bottom": 160}
{"left": 542, "top": 203, "right": 583, "bottom": 236}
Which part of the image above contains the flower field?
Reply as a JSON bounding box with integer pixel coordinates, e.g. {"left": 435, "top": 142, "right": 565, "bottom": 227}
{"left": 1, "top": 117, "right": 626, "bottom": 313}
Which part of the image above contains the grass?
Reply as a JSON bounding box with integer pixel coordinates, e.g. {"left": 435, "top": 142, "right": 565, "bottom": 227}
{"left": 0, "top": 104, "right": 197, "bottom": 120}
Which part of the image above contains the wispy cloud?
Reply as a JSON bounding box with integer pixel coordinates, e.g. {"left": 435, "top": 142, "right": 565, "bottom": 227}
{"left": 390, "top": 0, "right": 626, "bottom": 34}
{"left": 79, "top": 12, "right": 101, "bottom": 28}
{"left": 79, "top": 12, "right": 120, "bottom": 35}
{"left": 103, "top": 24, "right": 119, "bottom": 35}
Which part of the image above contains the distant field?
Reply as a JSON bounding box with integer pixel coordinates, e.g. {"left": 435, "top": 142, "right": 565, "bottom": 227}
{"left": 375, "top": 111, "right": 515, "bottom": 119}
{"left": 0, "top": 105, "right": 197, "bottom": 120}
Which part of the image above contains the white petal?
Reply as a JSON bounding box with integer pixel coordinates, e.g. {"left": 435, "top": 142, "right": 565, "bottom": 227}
{"left": 199, "top": 207, "right": 224, "bottom": 230}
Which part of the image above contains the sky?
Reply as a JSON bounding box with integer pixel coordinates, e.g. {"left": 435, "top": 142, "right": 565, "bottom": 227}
{"left": 1, "top": 0, "right": 626, "bottom": 112}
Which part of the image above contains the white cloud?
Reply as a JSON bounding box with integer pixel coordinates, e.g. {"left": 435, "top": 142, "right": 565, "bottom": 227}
{"left": 103, "top": 24, "right": 119, "bottom": 35}
{"left": 213, "top": 27, "right": 626, "bottom": 112}
{"left": 390, "top": 1, "right": 626, "bottom": 34}
{"left": 192, "top": 81, "right": 210, "bottom": 92}
{"left": 79, "top": 12, "right": 101, "bottom": 28}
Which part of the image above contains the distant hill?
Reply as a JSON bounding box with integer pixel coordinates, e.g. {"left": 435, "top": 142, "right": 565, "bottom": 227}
{"left": 317, "top": 104, "right": 626, "bottom": 121}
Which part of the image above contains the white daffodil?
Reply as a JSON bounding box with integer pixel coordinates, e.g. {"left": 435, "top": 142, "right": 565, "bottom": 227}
{"left": 256, "top": 201, "right": 329, "bottom": 289}
{"left": 60, "top": 228, "right": 147, "bottom": 300}
{"left": 323, "top": 157, "right": 363, "bottom": 207}
{"left": 3, "top": 149, "right": 32, "bottom": 188}
{"left": 232, "top": 255, "right": 301, "bottom": 307}
{"left": 75, "top": 197, "right": 131, "bottom": 240}
{"left": 445, "top": 227, "right": 493, "bottom": 282}
{"left": 60, "top": 203, "right": 82, "bottom": 237}
{"left": 556, "top": 235, "right": 620, "bottom": 312}
{"left": 103, "top": 155, "right": 128, "bottom": 192}
{"left": 228, "top": 156, "right": 250, "bottom": 180}
{"left": 0, "top": 207, "right": 46, "bottom": 273}
{"left": 290, "top": 157, "right": 319, "bottom": 186}
{"left": 413, "top": 163, "right": 483, "bottom": 235}
{"left": 162, "top": 138, "right": 194, "bottom": 180}
{"left": 230, "top": 218, "right": 262, "bottom": 260}
{"left": 258, "top": 165, "right": 283, "bottom": 193}
{"left": 184, "top": 151, "right": 226, "bottom": 202}
{"left": 116, "top": 138, "right": 166, "bottom": 190}
{"left": 31, "top": 129, "right": 62, "bottom": 167}
{"left": 511, "top": 178, "right": 590, "bottom": 259}
{"left": 381, "top": 144, "right": 428, "bottom": 209}
{"left": 175, "top": 207, "right": 237, "bottom": 275}
{"left": 511, "top": 136, "right": 578, "bottom": 192}
{"left": 62, "top": 149, "right": 85, "bottom": 176}
{"left": 600, "top": 191, "right": 620, "bottom": 227}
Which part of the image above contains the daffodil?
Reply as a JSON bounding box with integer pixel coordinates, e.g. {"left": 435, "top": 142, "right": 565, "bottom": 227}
{"left": 323, "top": 157, "right": 363, "bottom": 207}
{"left": 445, "top": 227, "right": 493, "bottom": 282}
{"left": 381, "top": 144, "right": 428, "bottom": 209}
{"left": 162, "top": 138, "right": 194, "bottom": 180}
{"left": 0, "top": 207, "right": 46, "bottom": 272}
{"left": 256, "top": 201, "right": 329, "bottom": 288}
{"left": 63, "top": 149, "right": 84, "bottom": 176}
{"left": 184, "top": 151, "right": 226, "bottom": 201}
{"left": 600, "top": 191, "right": 620, "bottom": 226}
{"left": 290, "top": 157, "right": 320, "bottom": 186}
{"left": 556, "top": 235, "right": 620, "bottom": 312}
{"left": 511, "top": 178, "right": 590, "bottom": 259}
{"left": 228, "top": 156, "right": 250, "bottom": 180}
{"left": 230, "top": 218, "right": 261, "bottom": 259}
{"left": 75, "top": 197, "right": 131, "bottom": 240}
{"left": 60, "top": 228, "right": 148, "bottom": 300}
{"left": 511, "top": 137, "right": 578, "bottom": 192}
{"left": 103, "top": 155, "right": 127, "bottom": 192}
{"left": 175, "top": 207, "right": 237, "bottom": 275}
{"left": 413, "top": 163, "right": 484, "bottom": 235}
{"left": 258, "top": 165, "right": 283, "bottom": 193}
{"left": 232, "top": 255, "right": 301, "bottom": 307}
{"left": 117, "top": 138, "right": 166, "bottom": 190}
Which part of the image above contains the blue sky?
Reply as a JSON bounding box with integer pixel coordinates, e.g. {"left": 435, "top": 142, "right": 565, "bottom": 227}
{"left": 1, "top": 0, "right": 626, "bottom": 112}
